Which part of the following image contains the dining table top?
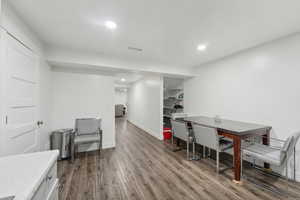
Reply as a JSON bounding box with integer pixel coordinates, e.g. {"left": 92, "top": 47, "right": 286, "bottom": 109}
{"left": 182, "top": 116, "right": 272, "bottom": 136}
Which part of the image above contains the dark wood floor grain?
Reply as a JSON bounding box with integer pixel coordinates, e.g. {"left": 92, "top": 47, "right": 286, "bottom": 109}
{"left": 58, "top": 118, "right": 300, "bottom": 200}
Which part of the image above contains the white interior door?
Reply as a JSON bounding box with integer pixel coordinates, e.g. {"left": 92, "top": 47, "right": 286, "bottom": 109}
{"left": 2, "top": 32, "right": 39, "bottom": 156}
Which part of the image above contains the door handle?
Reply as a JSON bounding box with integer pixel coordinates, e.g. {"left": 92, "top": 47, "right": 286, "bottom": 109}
{"left": 37, "top": 121, "right": 44, "bottom": 126}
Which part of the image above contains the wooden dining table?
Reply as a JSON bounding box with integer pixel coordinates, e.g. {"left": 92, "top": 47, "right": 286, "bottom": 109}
{"left": 182, "top": 116, "right": 272, "bottom": 183}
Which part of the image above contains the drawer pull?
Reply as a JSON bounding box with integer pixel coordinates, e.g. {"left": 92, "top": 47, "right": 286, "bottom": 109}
{"left": 47, "top": 175, "right": 53, "bottom": 181}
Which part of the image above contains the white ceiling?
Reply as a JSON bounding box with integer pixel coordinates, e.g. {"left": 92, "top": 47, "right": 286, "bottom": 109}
{"left": 9, "top": 0, "right": 300, "bottom": 70}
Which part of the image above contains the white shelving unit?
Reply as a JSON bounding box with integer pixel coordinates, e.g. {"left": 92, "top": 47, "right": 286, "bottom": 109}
{"left": 163, "top": 78, "right": 184, "bottom": 128}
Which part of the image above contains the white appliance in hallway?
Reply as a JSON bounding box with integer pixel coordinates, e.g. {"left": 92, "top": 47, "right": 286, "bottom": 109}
{"left": 0, "top": 30, "right": 39, "bottom": 156}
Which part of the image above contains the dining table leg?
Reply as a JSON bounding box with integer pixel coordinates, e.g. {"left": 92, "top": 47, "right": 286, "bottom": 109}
{"left": 233, "top": 135, "right": 242, "bottom": 183}
{"left": 218, "top": 131, "right": 242, "bottom": 183}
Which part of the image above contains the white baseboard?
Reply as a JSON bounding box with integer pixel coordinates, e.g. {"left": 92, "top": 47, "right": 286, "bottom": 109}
{"left": 103, "top": 142, "right": 115, "bottom": 149}
{"left": 127, "top": 119, "right": 162, "bottom": 140}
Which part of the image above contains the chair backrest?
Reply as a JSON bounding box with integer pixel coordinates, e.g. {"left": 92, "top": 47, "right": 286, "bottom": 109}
{"left": 192, "top": 123, "right": 218, "bottom": 150}
{"left": 291, "top": 131, "right": 300, "bottom": 149}
{"left": 170, "top": 119, "right": 189, "bottom": 141}
{"left": 284, "top": 131, "right": 300, "bottom": 156}
{"left": 282, "top": 136, "right": 294, "bottom": 153}
{"left": 75, "top": 118, "right": 101, "bottom": 135}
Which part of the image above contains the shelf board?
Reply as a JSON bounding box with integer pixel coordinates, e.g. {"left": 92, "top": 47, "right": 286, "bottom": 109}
{"left": 163, "top": 106, "right": 176, "bottom": 110}
{"left": 164, "top": 98, "right": 183, "bottom": 101}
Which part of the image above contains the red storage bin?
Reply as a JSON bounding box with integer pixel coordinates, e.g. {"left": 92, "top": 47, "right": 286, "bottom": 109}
{"left": 163, "top": 127, "right": 172, "bottom": 140}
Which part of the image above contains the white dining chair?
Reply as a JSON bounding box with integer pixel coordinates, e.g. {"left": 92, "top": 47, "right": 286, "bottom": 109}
{"left": 171, "top": 119, "right": 196, "bottom": 160}
{"left": 192, "top": 123, "right": 233, "bottom": 173}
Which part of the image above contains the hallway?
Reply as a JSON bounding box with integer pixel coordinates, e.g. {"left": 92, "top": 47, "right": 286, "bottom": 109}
{"left": 57, "top": 118, "right": 300, "bottom": 200}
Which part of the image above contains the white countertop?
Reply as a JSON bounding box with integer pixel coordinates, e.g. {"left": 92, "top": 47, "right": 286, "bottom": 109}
{"left": 0, "top": 150, "right": 59, "bottom": 200}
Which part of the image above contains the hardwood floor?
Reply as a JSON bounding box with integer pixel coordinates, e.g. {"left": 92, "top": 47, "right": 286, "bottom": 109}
{"left": 58, "top": 118, "right": 300, "bottom": 200}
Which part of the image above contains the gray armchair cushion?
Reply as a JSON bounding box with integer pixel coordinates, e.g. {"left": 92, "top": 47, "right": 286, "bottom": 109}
{"left": 243, "top": 143, "right": 283, "bottom": 166}
{"left": 74, "top": 134, "right": 101, "bottom": 144}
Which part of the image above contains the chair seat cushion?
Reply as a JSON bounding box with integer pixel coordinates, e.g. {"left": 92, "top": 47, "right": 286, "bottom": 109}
{"left": 75, "top": 134, "right": 101, "bottom": 144}
{"left": 243, "top": 143, "right": 284, "bottom": 166}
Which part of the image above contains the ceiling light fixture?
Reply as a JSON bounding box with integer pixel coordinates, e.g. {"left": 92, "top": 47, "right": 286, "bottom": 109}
{"left": 128, "top": 46, "right": 143, "bottom": 52}
{"left": 121, "top": 78, "right": 126, "bottom": 82}
{"left": 105, "top": 20, "right": 117, "bottom": 30}
{"left": 197, "top": 44, "right": 207, "bottom": 51}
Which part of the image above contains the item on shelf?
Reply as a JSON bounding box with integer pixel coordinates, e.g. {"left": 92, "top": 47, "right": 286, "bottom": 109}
{"left": 163, "top": 127, "right": 172, "bottom": 140}
{"left": 174, "top": 104, "right": 183, "bottom": 109}
{"left": 178, "top": 93, "right": 184, "bottom": 99}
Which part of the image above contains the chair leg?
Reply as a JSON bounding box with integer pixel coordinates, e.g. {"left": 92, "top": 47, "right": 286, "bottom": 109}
{"left": 187, "top": 140, "right": 189, "bottom": 160}
{"left": 192, "top": 142, "right": 195, "bottom": 159}
{"left": 294, "top": 147, "right": 296, "bottom": 181}
{"left": 208, "top": 148, "right": 211, "bottom": 158}
{"left": 71, "top": 145, "right": 76, "bottom": 163}
{"left": 171, "top": 135, "right": 174, "bottom": 151}
{"left": 99, "top": 132, "right": 103, "bottom": 157}
{"left": 203, "top": 146, "right": 206, "bottom": 158}
{"left": 71, "top": 140, "right": 75, "bottom": 163}
{"left": 241, "top": 151, "right": 243, "bottom": 178}
{"left": 286, "top": 159, "right": 289, "bottom": 192}
{"left": 252, "top": 158, "right": 256, "bottom": 167}
{"left": 99, "top": 142, "right": 101, "bottom": 157}
{"left": 216, "top": 150, "right": 219, "bottom": 173}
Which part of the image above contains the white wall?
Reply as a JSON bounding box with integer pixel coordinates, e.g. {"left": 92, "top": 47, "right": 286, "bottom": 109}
{"left": 184, "top": 33, "right": 300, "bottom": 180}
{"left": 115, "top": 90, "right": 127, "bottom": 107}
{"left": 51, "top": 71, "right": 115, "bottom": 149}
{"left": 0, "top": 0, "right": 2, "bottom": 24}
{"left": 127, "top": 75, "right": 163, "bottom": 140}
{"left": 0, "top": 26, "right": 5, "bottom": 156}
{"left": 1, "top": 1, "right": 43, "bottom": 53}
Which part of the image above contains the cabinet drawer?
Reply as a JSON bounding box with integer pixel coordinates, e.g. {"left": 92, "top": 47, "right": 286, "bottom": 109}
{"left": 47, "top": 179, "right": 59, "bottom": 200}
{"left": 32, "top": 178, "right": 46, "bottom": 200}
{"left": 45, "top": 163, "right": 57, "bottom": 194}
{"left": 32, "top": 162, "right": 57, "bottom": 200}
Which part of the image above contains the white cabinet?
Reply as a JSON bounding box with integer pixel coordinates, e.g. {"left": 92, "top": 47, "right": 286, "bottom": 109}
{"left": 32, "top": 162, "right": 58, "bottom": 200}
{"left": 0, "top": 151, "right": 59, "bottom": 200}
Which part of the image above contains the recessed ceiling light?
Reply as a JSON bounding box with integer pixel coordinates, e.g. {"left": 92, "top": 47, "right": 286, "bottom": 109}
{"left": 105, "top": 20, "right": 117, "bottom": 30}
{"left": 197, "top": 44, "right": 207, "bottom": 51}
{"left": 121, "top": 78, "right": 126, "bottom": 82}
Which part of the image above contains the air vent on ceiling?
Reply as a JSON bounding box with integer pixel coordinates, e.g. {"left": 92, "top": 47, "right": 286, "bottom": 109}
{"left": 128, "top": 46, "right": 143, "bottom": 52}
